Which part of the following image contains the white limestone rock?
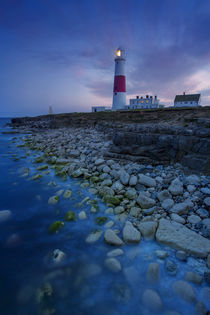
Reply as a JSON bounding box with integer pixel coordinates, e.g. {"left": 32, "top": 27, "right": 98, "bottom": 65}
{"left": 137, "top": 192, "right": 156, "bottom": 209}
{"left": 104, "top": 229, "right": 124, "bottom": 246}
{"left": 95, "top": 158, "right": 105, "bottom": 166}
{"left": 107, "top": 248, "right": 124, "bottom": 257}
{"left": 86, "top": 230, "right": 103, "bottom": 244}
{"left": 168, "top": 178, "right": 183, "bottom": 196}
{"left": 139, "top": 174, "right": 156, "bottom": 187}
{"left": 156, "top": 218, "right": 210, "bottom": 258}
{"left": 120, "top": 171, "right": 130, "bottom": 185}
{"left": 204, "top": 197, "right": 210, "bottom": 208}
{"left": 105, "top": 258, "right": 121, "bottom": 272}
{"left": 137, "top": 221, "right": 158, "bottom": 240}
{"left": 78, "top": 211, "right": 87, "bottom": 220}
{"left": 122, "top": 221, "right": 141, "bottom": 243}
{"left": 170, "top": 213, "right": 185, "bottom": 224}
{"left": 129, "top": 175, "right": 137, "bottom": 186}
{"left": 188, "top": 214, "right": 201, "bottom": 225}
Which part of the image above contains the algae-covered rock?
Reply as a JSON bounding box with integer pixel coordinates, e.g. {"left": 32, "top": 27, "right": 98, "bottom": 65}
{"left": 90, "top": 176, "right": 100, "bottom": 183}
{"left": 91, "top": 204, "right": 99, "bottom": 213}
{"left": 48, "top": 221, "right": 64, "bottom": 234}
{"left": 63, "top": 190, "right": 72, "bottom": 199}
{"left": 95, "top": 216, "right": 108, "bottom": 225}
{"left": 34, "top": 156, "right": 44, "bottom": 163}
{"left": 37, "top": 165, "right": 48, "bottom": 171}
{"left": 103, "top": 195, "right": 121, "bottom": 206}
{"left": 31, "top": 173, "right": 43, "bottom": 180}
{"left": 48, "top": 195, "right": 59, "bottom": 205}
{"left": 64, "top": 211, "right": 76, "bottom": 221}
{"left": 86, "top": 229, "right": 103, "bottom": 243}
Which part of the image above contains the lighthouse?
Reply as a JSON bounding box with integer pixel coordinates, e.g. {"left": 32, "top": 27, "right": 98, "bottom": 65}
{"left": 112, "top": 47, "right": 126, "bottom": 110}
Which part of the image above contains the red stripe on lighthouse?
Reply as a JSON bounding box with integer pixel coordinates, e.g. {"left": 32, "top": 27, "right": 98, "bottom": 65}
{"left": 113, "top": 75, "right": 126, "bottom": 92}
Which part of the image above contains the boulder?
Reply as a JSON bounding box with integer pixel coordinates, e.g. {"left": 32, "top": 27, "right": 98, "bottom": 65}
{"left": 173, "top": 280, "right": 196, "bottom": 304}
{"left": 105, "top": 258, "right": 121, "bottom": 272}
{"left": 139, "top": 174, "right": 156, "bottom": 187}
{"left": 137, "top": 221, "right": 158, "bottom": 240}
{"left": 104, "top": 229, "right": 124, "bottom": 246}
{"left": 122, "top": 221, "right": 141, "bottom": 243}
{"left": 168, "top": 178, "right": 183, "bottom": 196}
{"left": 156, "top": 218, "right": 210, "bottom": 258}
{"left": 157, "top": 190, "right": 171, "bottom": 202}
{"left": 169, "top": 200, "right": 193, "bottom": 215}
{"left": 137, "top": 192, "right": 156, "bottom": 209}
{"left": 129, "top": 175, "right": 137, "bottom": 186}
{"left": 161, "top": 198, "right": 174, "bottom": 210}
{"left": 142, "top": 289, "right": 162, "bottom": 312}
{"left": 120, "top": 171, "right": 130, "bottom": 185}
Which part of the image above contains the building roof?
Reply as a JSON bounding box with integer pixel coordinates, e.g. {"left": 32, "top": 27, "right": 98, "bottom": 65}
{"left": 174, "top": 94, "right": 200, "bottom": 102}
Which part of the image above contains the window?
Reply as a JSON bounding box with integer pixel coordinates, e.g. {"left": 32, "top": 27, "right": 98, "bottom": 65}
{"left": 141, "top": 100, "right": 144, "bottom": 104}
{"left": 146, "top": 100, "right": 149, "bottom": 104}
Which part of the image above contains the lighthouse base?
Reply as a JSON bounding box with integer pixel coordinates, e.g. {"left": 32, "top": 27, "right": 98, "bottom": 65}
{"left": 112, "top": 92, "right": 126, "bottom": 111}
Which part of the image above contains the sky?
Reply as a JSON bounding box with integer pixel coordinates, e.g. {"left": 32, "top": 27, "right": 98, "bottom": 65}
{"left": 0, "top": 0, "right": 210, "bottom": 117}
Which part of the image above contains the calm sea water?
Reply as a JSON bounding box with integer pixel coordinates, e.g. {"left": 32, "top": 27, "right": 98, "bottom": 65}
{"left": 0, "top": 118, "right": 209, "bottom": 315}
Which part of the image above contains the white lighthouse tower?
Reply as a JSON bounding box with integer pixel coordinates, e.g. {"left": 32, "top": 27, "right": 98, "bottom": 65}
{"left": 112, "top": 47, "right": 126, "bottom": 110}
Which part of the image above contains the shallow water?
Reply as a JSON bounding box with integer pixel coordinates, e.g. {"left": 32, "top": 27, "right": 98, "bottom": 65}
{"left": 0, "top": 118, "right": 209, "bottom": 315}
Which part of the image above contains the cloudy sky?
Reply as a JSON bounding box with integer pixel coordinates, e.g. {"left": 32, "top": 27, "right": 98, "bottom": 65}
{"left": 0, "top": 0, "right": 210, "bottom": 117}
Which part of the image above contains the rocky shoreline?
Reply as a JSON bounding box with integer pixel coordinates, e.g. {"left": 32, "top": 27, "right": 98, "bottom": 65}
{"left": 8, "top": 122, "right": 210, "bottom": 314}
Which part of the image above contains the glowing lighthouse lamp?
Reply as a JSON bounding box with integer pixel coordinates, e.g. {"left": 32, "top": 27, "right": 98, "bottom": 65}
{"left": 112, "top": 47, "right": 126, "bottom": 110}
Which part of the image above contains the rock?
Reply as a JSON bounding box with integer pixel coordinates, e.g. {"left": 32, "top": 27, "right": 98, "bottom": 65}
{"left": 0, "top": 210, "right": 12, "bottom": 223}
{"left": 146, "top": 262, "right": 159, "bottom": 284}
{"left": 161, "top": 198, "right": 174, "bottom": 210}
{"left": 64, "top": 211, "right": 76, "bottom": 221}
{"left": 156, "top": 218, "right": 210, "bottom": 258}
{"left": 114, "top": 206, "right": 125, "bottom": 214}
{"left": 105, "top": 220, "right": 114, "bottom": 229}
{"left": 157, "top": 190, "right": 171, "bottom": 202}
{"left": 142, "top": 289, "right": 162, "bottom": 312}
{"left": 111, "top": 283, "right": 131, "bottom": 303}
{"left": 204, "top": 197, "right": 210, "bottom": 209}
{"left": 130, "top": 207, "right": 141, "bottom": 217}
{"left": 105, "top": 258, "right": 121, "bottom": 272}
{"left": 48, "top": 195, "right": 59, "bottom": 205}
{"left": 120, "top": 171, "right": 130, "bottom": 185}
{"left": 187, "top": 185, "right": 196, "bottom": 193}
{"left": 103, "top": 165, "right": 111, "bottom": 173}
{"left": 201, "top": 187, "right": 210, "bottom": 195}
{"left": 155, "top": 250, "right": 168, "bottom": 259}
{"left": 176, "top": 250, "right": 187, "bottom": 261}
{"left": 195, "top": 301, "right": 206, "bottom": 315}
{"left": 188, "top": 214, "right": 201, "bottom": 225}
{"left": 123, "top": 266, "right": 139, "bottom": 284}
{"left": 48, "top": 221, "right": 64, "bottom": 234}
{"left": 129, "top": 175, "right": 137, "bottom": 186}
{"left": 142, "top": 206, "right": 156, "bottom": 216}
{"left": 107, "top": 249, "right": 124, "bottom": 257}
{"left": 71, "top": 168, "right": 83, "bottom": 178}
{"left": 103, "top": 195, "right": 121, "bottom": 206}
{"left": 200, "top": 218, "right": 210, "bottom": 238}
{"left": 6, "top": 233, "right": 21, "bottom": 247}
{"left": 78, "top": 211, "right": 87, "bottom": 220}
{"left": 201, "top": 286, "right": 210, "bottom": 301}
{"left": 185, "top": 271, "right": 202, "bottom": 285}
{"left": 139, "top": 174, "right": 156, "bottom": 187}
{"left": 104, "top": 229, "right": 124, "bottom": 246}
{"left": 169, "top": 200, "right": 193, "bottom": 215}
{"left": 95, "top": 158, "right": 105, "bottom": 166}
{"left": 52, "top": 249, "right": 65, "bottom": 264}
{"left": 111, "top": 181, "right": 124, "bottom": 193}
{"left": 86, "top": 229, "right": 103, "bottom": 243}
{"left": 204, "top": 271, "right": 210, "bottom": 284}
{"left": 165, "top": 259, "right": 177, "bottom": 276}
{"left": 122, "top": 221, "right": 141, "bottom": 243}
{"left": 196, "top": 208, "right": 209, "bottom": 219}
{"left": 207, "top": 254, "right": 210, "bottom": 269}
{"left": 125, "top": 188, "right": 137, "bottom": 200}
{"left": 63, "top": 190, "right": 72, "bottom": 198}
{"left": 168, "top": 178, "right": 183, "bottom": 196}
{"left": 137, "top": 192, "right": 156, "bottom": 209}
{"left": 173, "top": 280, "right": 196, "bottom": 303}
{"left": 170, "top": 213, "right": 185, "bottom": 224}
{"left": 137, "top": 221, "right": 158, "bottom": 240}
{"left": 186, "top": 174, "right": 200, "bottom": 185}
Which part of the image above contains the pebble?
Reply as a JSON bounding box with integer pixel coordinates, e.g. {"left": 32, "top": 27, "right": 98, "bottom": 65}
{"left": 105, "top": 258, "right": 121, "bottom": 272}
{"left": 155, "top": 250, "right": 168, "bottom": 259}
{"left": 176, "top": 250, "right": 187, "bottom": 261}
{"left": 104, "top": 229, "right": 124, "bottom": 246}
{"left": 78, "top": 211, "right": 87, "bottom": 220}
{"left": 107, "top": 248, "right": 124, "bottom": 257}
{"left": 185, "top": 271, "right": 202, "bottom": 285}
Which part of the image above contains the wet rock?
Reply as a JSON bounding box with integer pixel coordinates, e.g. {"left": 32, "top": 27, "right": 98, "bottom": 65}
{"left": 123, "top": 266, "right": 139, "bottom": 284}
{"left": 165, "top": 259, "right": 177, "bottom": 276}
{"left": 155, "top": 250, "right": 168, "bottom": 259}
{"left": 48, "top": 195, "right": 59, "bottom": 205}
{"left": 122, "top": 221, "right": 141, "bottom": 243}
{"left": 137, "top": 192, "right": 156, "bottom": 209}
{"left": 104, "top": 229, "right": 124, "bottom": 246}
{"left": 137, "top": 221, "right": 158, "bottom": 240}
{"left": 170, "top": 213, "right": 185, "bottom": 224}
{"left": 63, "top": 190, "right": 72, "bottom": 198}
{"left": 52, "top": 249, "right": 66, "bottom": 264}
{"left": 0, "top": 210, "right": 12, "bottom": 223}
{"left": 169, "top": 200, "right": 193, "bottom": 215}
{"left": 204, "top": 197, "right": 210, "bottom": 209}
{"left": 112, "top": 181, "right": 124, "bottom": 193}
{"left": 78, "top": 211, "right": 87, "bottom": 220}
{"left": 111, "top": 283, "right": 131, "bottom": 303}
{"left": 188, "top": 214, "right": 201, "bottom": 225}
{"left": 95, "top": 158, "right": 105, "bottom": 166}
{"left": 105, "top": 220, "right": 114, "bottom": 228}
{"left": 185, "top": 271, "right": 202, "bottom": 285}
{"left": 187, "top": 185, "right": 196, "bottom": 193}
{"left": 125, "top": 188, "right": 137, "bottom": 200}
{"left": 48, "top": 221, "right": 64, "bottom": 234}
{"left": 120, "top": 171, "right": 130, "bottom": 185}
{"left": 186, "top": 174, "right": 200, "bottom": 185}
{"left": 64, "top": 211, "right": 76, "bottom": 221}
{"left": 173, "top": 280, "right": 196, "bottom": 303}
{"left": 146, "top": 262, "right": 159, "bottom": 284}
{"left": 161, "top": 198, "right": 174, "bottom": 210}
{"left": 114, "top": 206, "right": 125, "bottom": 214}
{"left": 157, "top": 189, "right": 171, "bottom": 202}
{"left": 129, "top": 175, "right": 137, "bottom": 186}
{"left": 204, "top": 271, "right": 210, "bottom": 284}
{"left": 168, "top": 178, "right": 183, "bottom": 196}
{"left": 207, "top": 254, "right": 210, "bottom": 269}
{"left": 201, "top": 286, "right": 210, "bottom": 301}
{"left": 200, "top": 218, "right": 210, "bottom": 238}
{"left": 195, "top": 301, "right": 206, "bottom": 315}
{"left": 130, "top": 206, "right": 141, "bottom": 217}
{"left": 86, "top": 229, "right": 103, "bottom": 243}
{"left": 196, "top": 208, "right": 209, "bottom": 219}
{"left": 176, "top": 250, "right": 187, "bottom": 261}
{"left": 107, "top": 249, "right": 124, "bottom": 257}
{"left": 139, "top": 174, "right": 156, "bottom": 187}
{"left": 156, "top": 218, "right": 210, "bottom": 258}
{"left": 142, "top": 206, "right": 156, "bottom": 216}
{"left": 103, "top": 195, "right": 121, "bottom": 206}
{"left": 201, "top": 187, "right": 210, "bottom": 195}
{"left": 142, "top": 289, "right": 162, "bottom": 312}
{"left": 6, "top": 233, "right": 21, "bottom": 247}
{"left": 105, "top": 258, "right": 121, "bottom": 272}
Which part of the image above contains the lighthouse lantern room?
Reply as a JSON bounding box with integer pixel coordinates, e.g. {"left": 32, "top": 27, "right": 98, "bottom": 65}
{"left": 112, "top": 47, "right": 126, "bottom": 110}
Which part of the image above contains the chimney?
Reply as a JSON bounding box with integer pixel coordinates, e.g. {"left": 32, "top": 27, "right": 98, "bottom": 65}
{"left": 146, "top": 95, "right": 149, "bottom": 98}
{"left": 136, "top": 96, "right": 139, "bottom": 99}
{"left": 155, "top": 95, "right": 157, "bottom": 100}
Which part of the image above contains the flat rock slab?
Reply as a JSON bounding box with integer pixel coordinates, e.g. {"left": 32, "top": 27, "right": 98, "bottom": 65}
{"left": 156, "top": 218, "right": 210, "bottom": 258}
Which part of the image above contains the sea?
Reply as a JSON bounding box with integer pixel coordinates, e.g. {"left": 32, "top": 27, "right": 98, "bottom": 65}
{"left": 0, "top": 117, "right": 209, "bottom": 315}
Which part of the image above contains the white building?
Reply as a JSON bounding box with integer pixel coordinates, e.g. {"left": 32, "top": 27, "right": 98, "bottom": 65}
{"left": 128, "top": 95, "right": 159, "bottom": 109}
{"left": 174, "top": 93, "right": 201, "bottom": 107}
{"left": 91, "top": 106, "right": 111, "bottom": 112}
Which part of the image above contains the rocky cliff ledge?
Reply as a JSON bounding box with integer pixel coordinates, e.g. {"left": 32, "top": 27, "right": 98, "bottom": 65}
{"left": 11, "top": 107, "right": 210, "bottom": 173}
